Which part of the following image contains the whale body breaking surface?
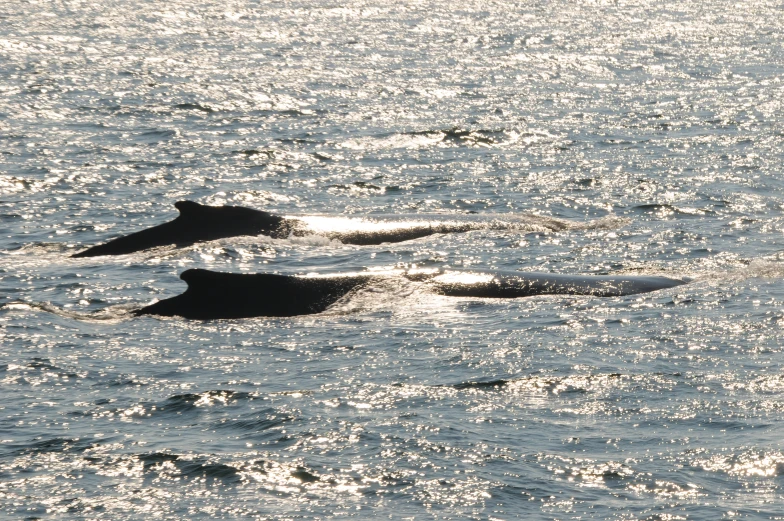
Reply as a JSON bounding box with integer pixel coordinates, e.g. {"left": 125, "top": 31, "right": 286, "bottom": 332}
{"left": 134, "top": 268, "right": 689, "bottom": 319}
{"left": 67, "top": 201, "right": 687, "bottom": 319}
{"left": 73, "top": 201, "right": 291, "bottom": 257}
{"left": 71, "top": 201, "right": 577, "bottom": 257}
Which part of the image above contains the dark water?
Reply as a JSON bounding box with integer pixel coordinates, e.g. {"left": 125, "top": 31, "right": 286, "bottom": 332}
{"left": 3, "top": 1, "right": 784, "bottom": 519}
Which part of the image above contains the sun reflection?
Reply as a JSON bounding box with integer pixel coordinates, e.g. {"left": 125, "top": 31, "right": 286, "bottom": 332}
{"left": 695, "top": 451, "right": 784, "bottom": 477}
{"left": 431, "top": 271, "right": 496, "bottom": 285}
{"left": 295, "top": 215, "right": 441, "bottom": 235}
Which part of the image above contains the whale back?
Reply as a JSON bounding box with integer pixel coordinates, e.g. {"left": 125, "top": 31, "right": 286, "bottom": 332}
{"left": 174, "top": 201, "right": 279, "bottom": 226}
{"left": 169, "top": 201, "right": 286, "bottom": 242}
{"left": 134, "top": 268, "right": 689, "bottom": 319}
{"left": 72, "top": 201, "right": 286, "bottom": 257}
{"left": 430, "top": 269, "right": 687, "bottom": 298}
{"left": 135, "top": 268, "right": 374, "bottom": 319}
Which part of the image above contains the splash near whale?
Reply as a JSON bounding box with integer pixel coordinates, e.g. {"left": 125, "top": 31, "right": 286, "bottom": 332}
{"left": 70, "top": 200, "right": 602, "bottom": 258}
{"left": 134, "top": 268, "right": 689, "bottom": 319}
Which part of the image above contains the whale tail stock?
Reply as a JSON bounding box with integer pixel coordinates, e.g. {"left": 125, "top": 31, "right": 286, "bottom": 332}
{"left": 134, "top": 268, "right": 689, "bottom": 319}
{"left": 71, "top": 201, "right": 286, "bottom": 258}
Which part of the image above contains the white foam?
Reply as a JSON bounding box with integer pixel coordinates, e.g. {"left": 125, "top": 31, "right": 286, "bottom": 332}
{"left": 1, "top": 301, "right": 137, "bottom": 323}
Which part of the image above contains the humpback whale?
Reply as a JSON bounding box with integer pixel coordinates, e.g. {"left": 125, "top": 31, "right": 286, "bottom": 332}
{"left": 72, "top": 201, "right": 289, "bottom": 258}
{"left": 134, "top": 268, "right": 688, "bottom": 319}
{"left": 71, "top": 201, "right": 570, "bottom": 258}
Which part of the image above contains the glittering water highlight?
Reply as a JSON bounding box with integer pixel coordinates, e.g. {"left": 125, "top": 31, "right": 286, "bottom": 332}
{"left": 2, "top": 0, "right": 784, "bottom": 519}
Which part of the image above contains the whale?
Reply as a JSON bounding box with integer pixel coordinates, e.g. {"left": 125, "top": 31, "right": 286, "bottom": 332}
{"left": 72, "top": 201, "right": 290, "bottom": 258}
{"left": 134, "top": 268, "right": 689, "bottom": 319}
{"left": 70, "top": 201, "right": 571, "bottom": 258}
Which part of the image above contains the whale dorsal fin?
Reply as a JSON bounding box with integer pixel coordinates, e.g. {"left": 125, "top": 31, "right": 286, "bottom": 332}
{"left": 174, "top": 200, "right": 206, "bottom": 218}
{"left": 180, "top": 268, "right": 213, "bottom": 288}
{"left": 179, "top": 269, "right": 292, "bottom": 295}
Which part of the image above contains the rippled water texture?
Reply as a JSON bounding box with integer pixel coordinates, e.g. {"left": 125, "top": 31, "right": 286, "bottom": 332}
{"left": 3, "top": 0, "right": 784, "bottom": 519}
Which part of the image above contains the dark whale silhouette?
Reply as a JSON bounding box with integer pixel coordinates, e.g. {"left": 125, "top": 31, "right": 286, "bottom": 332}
{"left": 72, "top": 201, "right": 290, "bottom": 258}
{"left": 134, "top": 268, "right": 688, "bottom": 319}
{"left": 71, "top": 201, "right": 573, "bottom": 258}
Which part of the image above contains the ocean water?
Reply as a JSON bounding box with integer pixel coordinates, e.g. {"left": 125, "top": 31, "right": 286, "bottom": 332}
{"left": 2, "top": 0, "right": 784, "bottom": 519}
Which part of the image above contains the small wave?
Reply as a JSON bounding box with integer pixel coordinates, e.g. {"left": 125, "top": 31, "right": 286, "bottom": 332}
{"left": 630, "top": 203, "right": 712, "bottom": 218}
{"left": 22, "top": 357, "right": 83, "bottom": 379}
{"left": 132, "top": 453, "right": 327, "bottom": 488}
{"left": 327, "top": 181, "right": 385, "bottom": 194}
{"left": 137, "top": 452, "right": 241, "bottom": 484}
{"left": 160, "top": 390, "right": 253, "bottom": 413}
{"left": 687, "top": 258, "right": 784, "bottom": 287}
{"left": 341, "top": 127, "right": 520, "bottom": 150}
{"left": 566, "top": 214, "right": 631, "bottom": 231}
{"left": 440, "top": 373, "right": 628, "bottom": 395}
{"left": 739, "top": 259, "right": 784, "bottom": 280}
{"left": 485, "top": 214, "right": 569, "bottom": 233}
{"left": 291, "top": 467, "right": 320, "bottom": 483}
{"left": 6, "top": 436, "right": 103, "bottom": 457}
{"left": 449, "top": 378, "right": 509, "bottom": 390}
{"left": 537, "top": 454, "right": 636, "bottom": 488}
{"left": 323, "top": 276, "right": 420, "bottom": 316}
{"left": 406, "top": 127, "right": 500, "bottom": 146}
{"left": 2, "top": 240, "right": 178, "bottom": 270}
{"left": 285, "top": 233, "right": 346, "bottom": 248}
{"left": 177, "top": 460, "right": 241, "bottom": 483}
{"left": 25, "top": 357, "right": 60, "bottom": 371}
{"left": 231, "top": 148, "right": 275, "bottom": 158}
{"left": 486, "top": 213, "right": 628, "bottom": 233}
{"left": 229, "top": 190, "right": 297, "bottom": 204}
{"left": 138, "top": 128, "right": 177, "bottom": 141}
{"left": 138, "top": 451, "right": 180, "bottom": 469}
{"left": 106, "top": 391, "right": 256, "bottom": 421}
{"left": 693, "top": 449, "right": 784, "bottom": 478}
{"left": 240, "top": 460, "right": 325, "bottom": 486}
{"left": 0, "top": 301, "right": 137, "bottom": 322}
{"left": 173, "top": 102, "right": 215, "bottom": 113}
{"left": 2, "top": 242, "right": 80, "bottom": 266}
{"left": 4, "top": 242, "right": 72, "bottom": 255}
{"left": 213, "top": 412, "right": 294, "bottom": 432}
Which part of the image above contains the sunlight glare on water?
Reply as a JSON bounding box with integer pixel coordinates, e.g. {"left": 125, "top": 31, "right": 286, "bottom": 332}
{"left": 2, "top": 0, "right": 784, "bottom": 519}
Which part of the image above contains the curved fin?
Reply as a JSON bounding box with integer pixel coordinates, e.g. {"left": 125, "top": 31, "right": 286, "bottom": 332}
{"left": 174, "top": 200, "right": 205, "bottom": 218}
{"left": 180, "top": 268, "right": 210, "bottom": 287}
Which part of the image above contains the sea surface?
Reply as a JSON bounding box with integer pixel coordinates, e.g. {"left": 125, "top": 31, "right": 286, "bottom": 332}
{"left": 2, "top": 0, "right": 784, "bottom": 519}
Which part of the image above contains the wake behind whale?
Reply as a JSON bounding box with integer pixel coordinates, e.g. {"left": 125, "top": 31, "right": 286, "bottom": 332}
{"left": 71, "top": 201, "right": 623, "bottom": 258}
